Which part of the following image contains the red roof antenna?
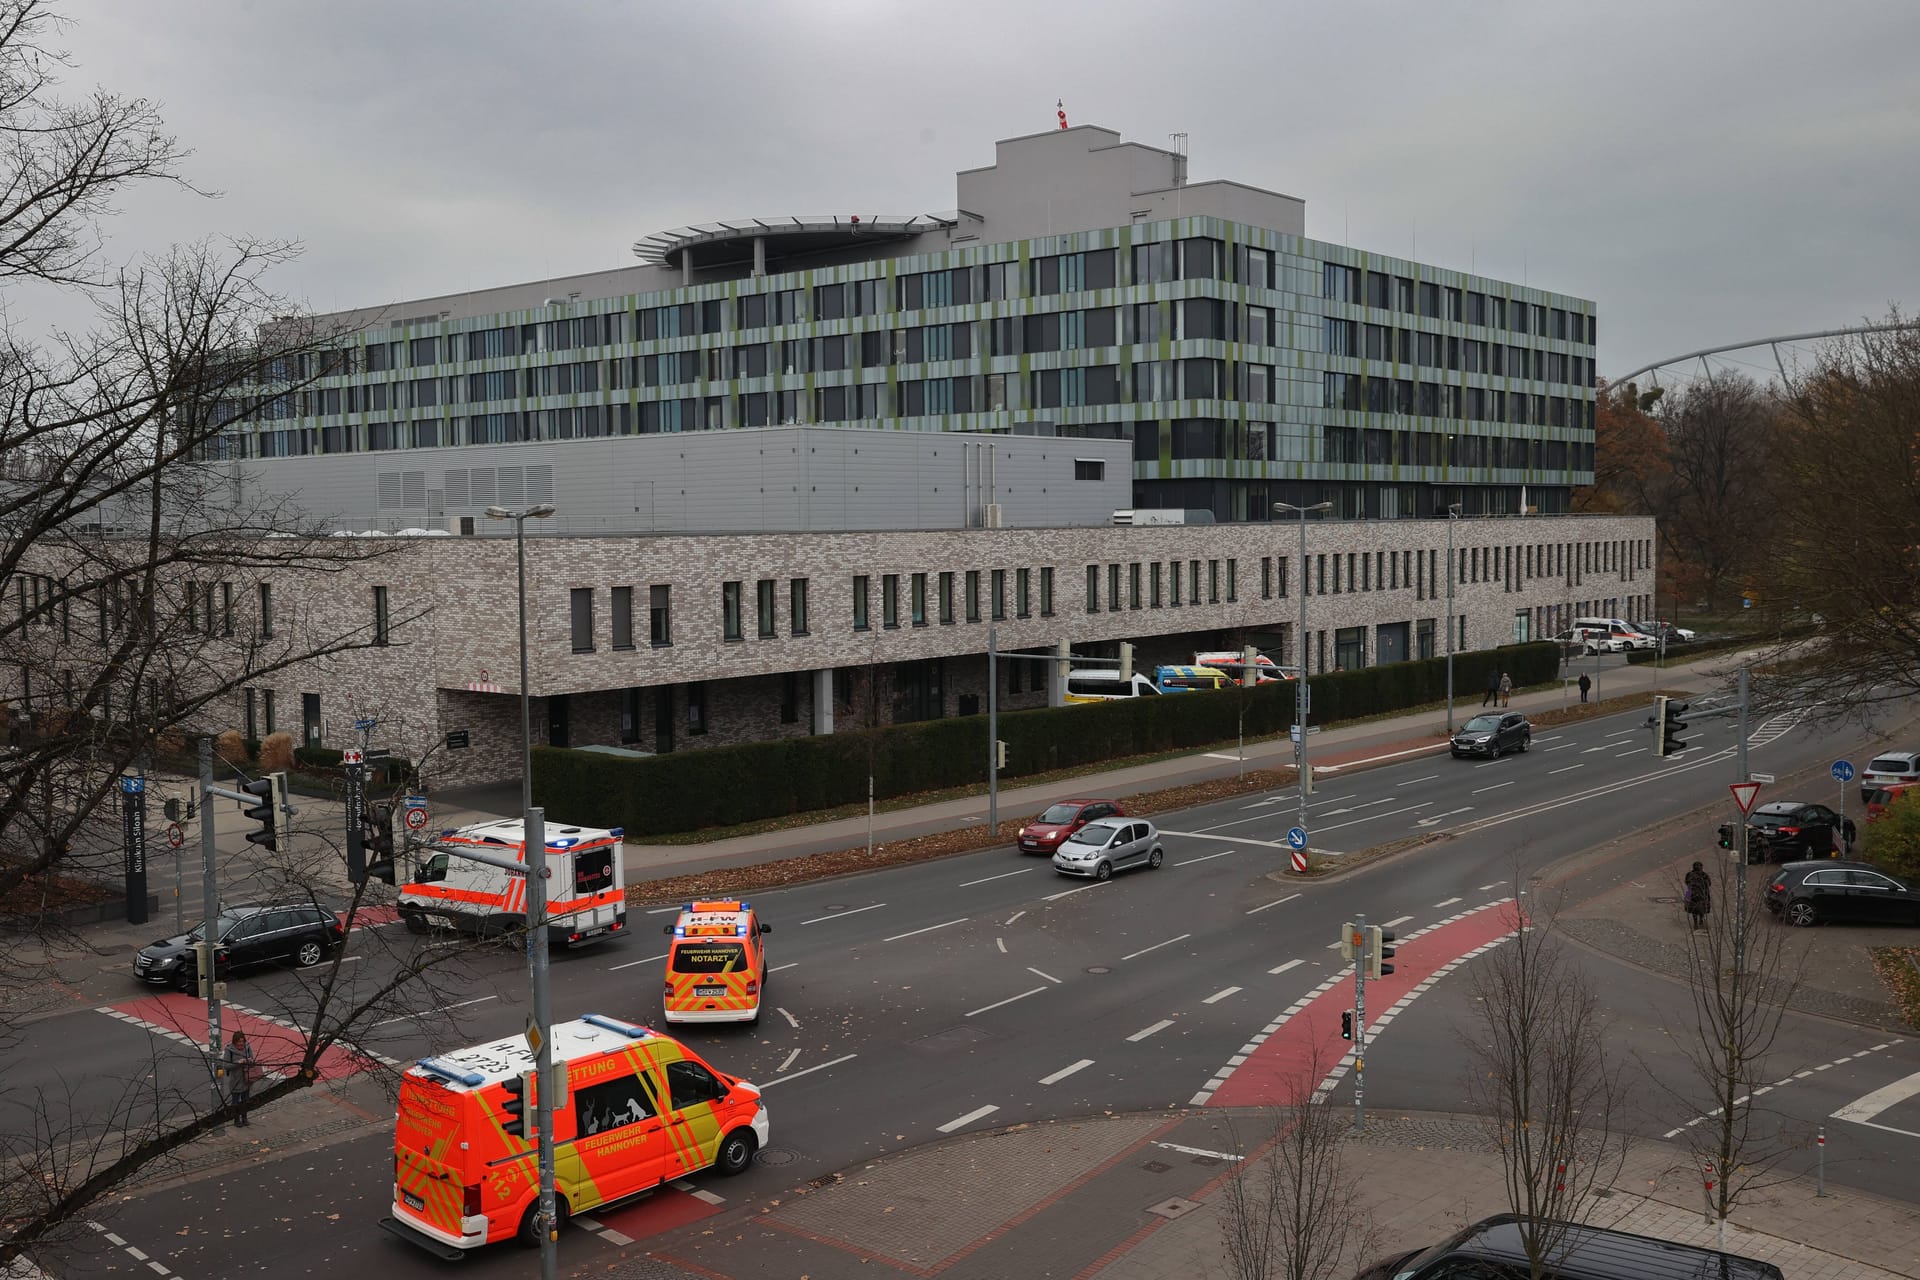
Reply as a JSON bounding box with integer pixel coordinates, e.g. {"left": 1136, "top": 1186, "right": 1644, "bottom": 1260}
{"left": 1057, "top": 99, "right": 1069, "bottom": 130}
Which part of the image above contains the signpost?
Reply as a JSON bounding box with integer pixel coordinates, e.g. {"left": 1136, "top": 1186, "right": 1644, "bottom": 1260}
{"left": 1833, "top": 760, "right": 1855, "bottom": 850}
{"left": 165, "top": 823, "right": 184, "bottom": 849}
{"left": 403, "top": 794, "right": 430, "bottom": 832}
{"left": 1287, "top": 826, "right": 1309, "bottom": 873}
{"left": 120, "top": 775, "right": 148, "bottom": 925}
{"left": 1730, "top": 781, "right": 1762, "bottom": 816}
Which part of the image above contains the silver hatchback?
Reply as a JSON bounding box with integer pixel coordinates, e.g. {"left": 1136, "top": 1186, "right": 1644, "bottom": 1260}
{"left": 1052, "top": 818, "right": 1165, "bottom": 880}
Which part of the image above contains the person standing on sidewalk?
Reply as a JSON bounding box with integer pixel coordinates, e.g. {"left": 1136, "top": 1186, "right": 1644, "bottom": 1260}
{"left": 1578, "top": 672, "right": 1591, "bottom": 703}
{"left": 1482, "top": 670, "right": 1500, "bottom": 707}
{"left": 223, "top": 1030, "right": 258, "bottom": 1125}
{"left": 1683, "top": 862, "right": 1712, "bottom": 930}
{"left": 1498, "top": 671, "right": 1513, "bottom": 707}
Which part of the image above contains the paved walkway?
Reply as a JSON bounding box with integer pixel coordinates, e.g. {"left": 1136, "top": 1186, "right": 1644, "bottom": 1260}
{"left": 630, "top": 1109, "right": 1919, "bottom": 1280}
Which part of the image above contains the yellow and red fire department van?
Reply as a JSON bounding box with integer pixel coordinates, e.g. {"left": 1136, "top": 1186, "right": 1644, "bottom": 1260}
{"left": 381, "top": 1012, "right": 769, "bottom": 1256}
{"left": 398, "top": 819, "right": 626, "bottom": 946}
{"left": 661, "top": 901, "right": 770, "bottom": 1026}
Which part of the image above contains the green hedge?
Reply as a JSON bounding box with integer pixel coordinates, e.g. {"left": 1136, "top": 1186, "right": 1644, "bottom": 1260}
{"left": 294, "top": 746, "right": 344, "bottom": 768}
{"left": 534, "top": 642, "right": 1559, "bottom": 837}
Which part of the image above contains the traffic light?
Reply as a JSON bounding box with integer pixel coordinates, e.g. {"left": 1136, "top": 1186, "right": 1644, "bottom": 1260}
{"left": 241, "top": 775, "right": 279, "bottom": 851}
{"left": 357, "top": 802, "right": 396, "bottom": 885}
{"left": 1364, "top": 925, "right": 1397, "bottom": 979}
{"left": 994, "top": 740, "right": 1008, "bottom": 770}
{"left": 1662, "top": 699, "right": 1689, "bottom": 756}
{"left": 501, "top": 1070, "right": 533, "bottom": 1138}
{"left": 1338, "top": 920, "right": 1359, "bottom": 961}
{"left": 1341, "top": 1009, "right": 1354, "bottom": 1041}
{"left": 1718, "top": 823, "right": 1736, "bottom": 850}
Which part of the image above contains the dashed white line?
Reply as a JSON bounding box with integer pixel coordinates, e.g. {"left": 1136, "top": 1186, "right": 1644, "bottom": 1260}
{"left": 777, "top": 1007, "right": 798, "bottom": 1029}
{"left": 645, "top": 905, "right": 682, "bottom": 914}
{"left": 959, "top": 868, "right": 1033, "bottom": 887}
{"left": 1544, "top": 742, "right": 1578, "bottom": 751}
{"left": 966, "top": 986, "right": 1048, "bottom": 1017}
{"left": 883, "top": 917, "right": 969, "bottom": 942}
{"left": 1605, "top": 727, "right": 1639, "bottom": 737}
{"left": 369, "top": 995, "right": 497, "bottom": 1029}
{"left": 802, "top": 902, "right": 887, "bottom": 925}
{"left": 609, "top": 952, "right": 670, "bottom": 971}
{"left": 1128, "top": 1019, "right": 1175, "bottom": 1042}
{"left": 1471, "top": 780, "right": 1514, "bottom": 794}
{"left": 937, "top": 1104, "right": 1000, "bottom": 1133}
{"left": 1004, "top": 910, "right": 1027, "bottom": 925}
{"left": 1043, "top": 881, "right": 1110, "bottom": 901}
{"left": 1203, "top": 986, "right": 1243, "bottom": 1004}
{"left": 756, "top": 1053, "right": 856, "bottom": 1088}
{"left": 1175, "top": 850, "right": 1234, "bottom": 866}
{"left": 1247, "top": 893, "right": 1301, "bottom": 915}
{"left": 777, "top": 1049, "right": 801, "bottom": 1072}
{"left": 1477, "top": 882, "right": 1504, "bottom": 891}
{"left": 996, "top": 937, "right": 1007, "bottom": 953}
{"left": 770, "top": 961, "right": 798, "bottom": 973}
{"left": 1581, "top": 745, "right": 1611, "bottom": 753}
{"left": 1268, "top": 959, "right": 1304, "bottom": 976}
{"left": 1027, "top": 967, "right": 1062, "bottom": 985}
{"left": 1122, "top": 933, "right": 1192, "bottom": 960}
{"left": 1039, "top": 1058, "right": 1094, "bottom": 1085}
{"left": 1381, "top": 915, "right": 1415, "bottom": 928}
{"left": 1615, "top": 747, "right": 1647, "bottom": 757}
{"left": 1433, "top": 897, "right": 1462, "bottom": 908}
{"left": 1152, "top": 1140, "right": 1244, "bottom": 1162}
{"left": 1550, "top": 764, "right": 1584, "bottom": 775}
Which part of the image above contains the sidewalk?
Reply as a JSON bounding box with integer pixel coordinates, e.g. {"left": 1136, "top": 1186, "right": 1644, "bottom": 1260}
{"left": 635, "top": 1109, "right": 1920, "bottom": 1280}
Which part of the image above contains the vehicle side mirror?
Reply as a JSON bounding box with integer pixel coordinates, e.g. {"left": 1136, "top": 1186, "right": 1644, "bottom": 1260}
{"left": 759, "top": 923, "right": 771, "bottom": 934}
{"left": 662, "top": 924, "right": 675, "bottom": 936}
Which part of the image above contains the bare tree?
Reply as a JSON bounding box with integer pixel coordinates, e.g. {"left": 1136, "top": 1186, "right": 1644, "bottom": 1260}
{"left": 1459, "top": 884, "right": 1627, "bottom": 1280}
{"left": 1653, "top": 373, "right": 1779, "bottom": 612}
{"left": 1219, "top": 1045, "right": 1380, "bottom": 1280}
{"left": 1651, "top": 872, "right": 1806, "bottom": 1249}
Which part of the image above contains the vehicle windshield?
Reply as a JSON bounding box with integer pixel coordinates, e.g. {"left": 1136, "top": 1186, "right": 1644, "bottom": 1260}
{"left": 1462, "top": 716, "right": 1500, "bottom": 734}
{"left": 186, "top": 913, "right": 240, "bottom": 942}
{"left": 1068, "top": 821, "right": 1122, "bottom": 846}
{"left": 671, "top": 942, "right": 748, "bottom": 974}
{"left": 1037, "top": 803, "right": 1083, "bottom": 824}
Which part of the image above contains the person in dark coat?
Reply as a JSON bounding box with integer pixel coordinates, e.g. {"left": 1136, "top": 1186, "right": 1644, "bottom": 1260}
{"left": 1578, "top": 672, "right": 1591, "bottom": 703}
{"left": 1483, "top": 670, "right": 1500, "bottom": 707}
{"left": 1683, "top": 861, "right": 1712, "bottom": 930}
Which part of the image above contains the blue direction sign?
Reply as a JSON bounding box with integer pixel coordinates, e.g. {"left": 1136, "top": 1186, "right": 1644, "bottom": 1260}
{"left": 1832, "top": 759, "right": 1855, "bottom": 783}
{"left": 1286, "top": 826, "right": 1308, "bottom": 850}
{"left": 403, "top": 794, "right": 429, "bottom": 809}
{"left": 353, "top": 717, "right": 379, "bottom": 732}
{"left": 119, "top": 775, "right": 145, "bottom": 795}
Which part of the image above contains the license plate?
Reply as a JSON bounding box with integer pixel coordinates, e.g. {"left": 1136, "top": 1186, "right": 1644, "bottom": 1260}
{"left": 402, "top": 1190, "right": 425, "bottom": 1211}
{"left": 695, "top": 986, "right": 727, "bottom": 997}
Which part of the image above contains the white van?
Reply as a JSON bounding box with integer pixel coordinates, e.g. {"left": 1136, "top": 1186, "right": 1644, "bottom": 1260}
{"left": 1064, "top": 670, "right": 1161, "bottom": 703}
{"left": 1573, "top": 617, "right": 1654, "bottom": 650}
{"left": 399, "top": 818, "right": 628, "bottom": 945}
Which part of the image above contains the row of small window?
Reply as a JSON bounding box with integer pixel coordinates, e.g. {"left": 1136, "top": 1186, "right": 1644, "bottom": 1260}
{"left": 1324, "top": 374, "right": 1597, "bottom": 431}
{"left": 1084, "top": 558, "right": 1240, "bottom": 611}
{"left": 1326, "top": 321, "right": 1595, "bottom": 385}
{"left": 1318, "top": 426, "right": 1590, "bottom": 472}
{"left": 16, "top": 575, "right": 294, "bottom": 646}
{"left": 1323, "top": 265, "right": 1594, "bottom": 344}
{"left": 570, "top": 584, "right": 680, "bottom": 652}
{"left": 1453, "top": 537, "right": 1653, "bottom": 587}
{"left": 852, "top": 568, "right": 1057, "bottom": 630}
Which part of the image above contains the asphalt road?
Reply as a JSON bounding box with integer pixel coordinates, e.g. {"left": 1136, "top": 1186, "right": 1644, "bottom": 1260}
{"left": 29, "top": 681, "right": 1920, "bottom": 1278}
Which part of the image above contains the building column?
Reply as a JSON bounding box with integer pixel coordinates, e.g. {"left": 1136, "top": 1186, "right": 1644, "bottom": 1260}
{"left": 1048, "top": 639, "right": 1070, "bottom": 708}
{"left": 811, "top": 668, "right": 834, "bottom": 735}
{"left": 680, "top": 251, "right": 693, "bottom": 288}
{"left": 752, "top": 235, "right": 767, "bottom": 277}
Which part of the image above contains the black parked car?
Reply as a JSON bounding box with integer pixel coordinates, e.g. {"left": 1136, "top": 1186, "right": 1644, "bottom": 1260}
{"left": 1718, "top": 800, "right": 1843, "bottom": 863}
{"left": 1353, "top": 1213, "right": 1783, "bottom": 1280}
{"left": 134, "top": 902, "right": 344, "bottom": 989}
{"left": 1450, "top": 712, "right": 1532, "bottom": 759}
{"left": 1767, "top": 859, "right": 1920, "bottom": 927}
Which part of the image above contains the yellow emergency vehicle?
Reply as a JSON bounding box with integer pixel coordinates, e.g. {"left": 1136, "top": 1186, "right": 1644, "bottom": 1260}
{"left": 661, "top": 900, "right": 770, "bottom": 1026}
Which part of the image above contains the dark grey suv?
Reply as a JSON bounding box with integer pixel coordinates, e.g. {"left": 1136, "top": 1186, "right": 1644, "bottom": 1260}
{"left": 134, "top": 902, "right": 345, "bottom": 989}
{"left": 1450, "top": 712, "right": 1531, "bottom": 759}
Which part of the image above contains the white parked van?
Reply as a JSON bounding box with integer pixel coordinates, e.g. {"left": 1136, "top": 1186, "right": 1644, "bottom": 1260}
{"left": 1064, "top": 670, "right": 1161, "bottom": 702}
{"left": 399, "top": 818, "right": 628, "bottom": 945}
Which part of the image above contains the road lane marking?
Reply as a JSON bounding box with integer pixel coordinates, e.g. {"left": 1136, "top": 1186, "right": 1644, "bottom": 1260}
{"left": 937, "top": 1104, "right": 1000, "bottom": 1133}
{"left": 966, "top": 986, "right": 1048, "bottom": 1017}
{"left": 770, "top": 962, "right": 799, "bottom": 972}
{"left": 757, "top": 1053, "right": 856, "bottom": 1088}
{"left": 1175, "top": 850, "right": 1234, "bottom": 866}
{"left": 1318, "top": 798, "right": 1398, "bottom": 816}
{"left": 1581, "top": 745, "right": 1611, "bottom": 753}
{"left": 883, "top": 917, "right": 969, "bottom": 942}
{"left": 1203, "top": 986, "right": 1243, "bottom": 1004}
{"left": 646, "top": 905, "right": 682, "bottom": 914}
{"left": 802, "top": 902, "right": 887, "bottom": 925}
{"left": 1478, "top": 882, "right": 1504, "bottom": 890}
{"left": 1320, "top": 803, "right": 1430, "bottom": 833}
{"left": 1128, "top": 1019, "right": 1175, "bottom": 1041}
{"left": 1027, "top": 966, "right": 1062, "bottom": 984}
{"left": 1161, "top": 829, "right": 1292, "bottom": 848}
{"left": 1004, "top": 910, "right": 1026, "bottom": 925}
{"left": 1414, "top": 806, "right": 1473, "bottom": 827}
{"left": 1314, "top": 742, "right": 1451, "bottom": 773}
{"left": 960, "top": 868, "right": 1034, "bottom": 887}
{"left": 1039, "top": 1058, "right": 1094, "bottom": 1085}
{"left": 1382, "top": 915, "right": 1414, "bottom": 928}
{"left": 777, "top": 1007, "right": 799, "bottom": 1029}
{"left": 1433, "top": 897, "right": 1462, "bottom": 908}
{"left": 610, "top": 952, "right": 670, "bottom": 971}
{"left": 1152, "top": 1140, "right": 1244, "bottom": 1162}
{"left": 1550, "top": 764, "right": 1584, "bottom": 775}
{"left": 1659, "top": 1041, "right": 1907, "bottom": 1135}
{"left": 370, "top": 995, "right": 496, "bottom": 1029}
{"left": 1205, "top": 752, "right": 1245, "bottom": 761}
{"left": 1471, "top": 781, "right": 1514, "bottom": 794}
{"left": 1122, "top": 933, "right": 1192, "bottom": 960}
{"left": 1044, "top": 881, "right": 1111, "bottom": 900}
{"left": 1606, "top": 727, "right": 1639, "bottom": 737}
{"left": 1402, "top": 774, "right": 1439, "bottom": 784}
{"left": 777, "top": 1049, "right": 801, "bottom": 1072}
{"left": 1268, "top": 959, "right": 1303, "bottom": 976}
{"left": 1247, "top": 894, "right": 1300, "bottom": 915}
{"left": 996, "top": 937, "right": 1007, "bottom": 953}
{"left": 1545, "top": 743, "right": 1577, "bottom": 751}
{"left": 1615, "top": 746, "right": 1647, "bottom": 757}
{"left": 1532, "top": 735, "right": 1561, "bottom": 743}
{"left": 1833, "top": 1069, "right": 1920, "bottom": 1125}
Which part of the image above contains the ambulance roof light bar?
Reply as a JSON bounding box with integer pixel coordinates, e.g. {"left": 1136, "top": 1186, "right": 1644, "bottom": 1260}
{"left": 581, "top": 1013, "right": 653, "bottom": 1038}
{"left": 417, "top": 1057, "right": 487, "bottom": 1087}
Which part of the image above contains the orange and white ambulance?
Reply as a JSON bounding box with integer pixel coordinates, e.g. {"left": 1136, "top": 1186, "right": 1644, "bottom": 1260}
{"left": 661, "top": 900, "right": 770, "bottom": 1026}
{"left": 381, "top": 1012, "right": 768, "bottom": 1256}
{"left": 398, "top": 818, "right": 626, "bottom": 946}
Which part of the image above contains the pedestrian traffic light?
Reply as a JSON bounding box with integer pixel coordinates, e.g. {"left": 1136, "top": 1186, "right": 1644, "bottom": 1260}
{"left": 1341, "top": 1009, "right": 1354, "bottom": 1041}
{"left": 241, "top": 775, "right": 278, "bottom": 851}
{"left": 1364, "top": 925, "right": 1397, "bottom": 979}
{"left": 501, "top": 1070, "right": 533, "bottom": 1138}
{"left": 1661, "top": 698, "right": 1689, "bottom": 756}
{"left": 1717, "top": 823, "right": 1736, "bottom": 850}
{"left": 1338, "top": 920, "right": 1359, "bottom": 961}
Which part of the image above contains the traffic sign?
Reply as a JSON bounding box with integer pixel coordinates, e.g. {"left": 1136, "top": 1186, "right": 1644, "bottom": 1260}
{"left": 1286, "top": 826, "right": 1308, "bottom": 850}
{"left": 1832, "top": 759, "right": 1856, "bottom": 783}
{"left": 119, "top": 775, "right": 145, "bottom": 795}
{"left": 165, "top": 823, "right": 184, "bottom": 849}
{"left": 403, "top": 806, "right": 430, "bottom": 831}
{"left": 1750, "top": 772, "right": 1775, "bottom": 784}
{"left": 341, "top": 748, "right": 364, "bottom": 766}
{"left": 353, "top": 717, "right": 379, "bottom": 732}
{"left": 1290, "top": 849, "right": 1308, "bottom": 873}
{"left": 403, "top": 794, "right": 428, "bottom": 808}
{"left": 1730, "top": 781, "right": 1763, "bottom": 815}
{"left": 523, "top": 1016, "right": 543, "bottom": 1057}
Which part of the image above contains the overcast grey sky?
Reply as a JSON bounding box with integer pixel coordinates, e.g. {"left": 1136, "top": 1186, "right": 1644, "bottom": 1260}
{"left": 49, "top": 0, "right": 1920, "bottom": 380}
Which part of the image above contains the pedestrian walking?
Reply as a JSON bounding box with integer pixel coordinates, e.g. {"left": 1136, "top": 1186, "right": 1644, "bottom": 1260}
{"left": 1683, "top": 861, "right": 1712, "bottom": 930}
{"left": 1498, "top": 671, "right": 1513, "bottom": 708}
{"left": 223, "top": 1030, "right": 259, "bottom": 1125}
{"left": 1577, "top": 672, "right": 1591, "bottom": 703}
{"left": 1841, "top": 816, "right": 1857, "bottom": 856}
{"left": 1482, "top": 670, "right": 1500, "bottom": 707}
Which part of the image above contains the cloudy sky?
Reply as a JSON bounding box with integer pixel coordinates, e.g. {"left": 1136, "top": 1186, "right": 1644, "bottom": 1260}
{"left": 46, "top": 0, "right": 1920, "bottom": 381}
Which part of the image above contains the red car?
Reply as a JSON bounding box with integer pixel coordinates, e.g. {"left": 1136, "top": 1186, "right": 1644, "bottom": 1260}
{"left": 1017, "top": 799, "right": 1127, "bottom": 855}
{"left": 1866, "top": 783, "right": 1918, "bottom": 824}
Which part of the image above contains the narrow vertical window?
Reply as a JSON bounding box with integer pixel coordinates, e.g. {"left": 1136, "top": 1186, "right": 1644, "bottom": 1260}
{"left": 258, "top": 583, "right": 273, "bottom": 638}
{"left": 853, "top": 575, "right": 870, "bottom": 630}
{"left": 721, "top": 581, "right": 743, "bottom": 641}
{"left": 373, "top": 585, "right": 390, "bottom": 646}
{"left": 789, "top": 578, "right": 809, "bottom": 636}
{"left": 756, "top": 579, "right": 776, "bottom": 638}
{"left": 649, "top": 585, "right": 672, "bottom": 645}
{"left": 570, "top": 588, "right": 594, "bottom": 652}
{"left": 611, "top": 586, "right": 634, "bottom": 649}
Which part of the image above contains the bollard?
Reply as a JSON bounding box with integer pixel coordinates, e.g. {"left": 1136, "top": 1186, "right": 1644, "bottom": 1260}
{"left": 1817, "top": 1127, "right": 1826, "bottom": 1197}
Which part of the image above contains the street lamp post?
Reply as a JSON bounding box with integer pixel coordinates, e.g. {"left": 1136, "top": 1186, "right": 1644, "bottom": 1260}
{"left": 483, "top": 502, "right": 558, "bottom": 1280}
{"left": 1444, "top": 503, "right": 1461, "bottom": 734}
{"left": 1274, "top": 501, "right": 1332, "bottom": 857}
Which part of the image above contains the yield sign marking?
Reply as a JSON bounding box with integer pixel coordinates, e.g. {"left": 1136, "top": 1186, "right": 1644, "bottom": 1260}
{"left": 1730, "top": 781, "right": 1763, "bottom": 815}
